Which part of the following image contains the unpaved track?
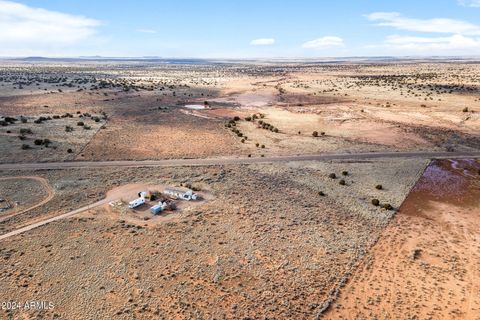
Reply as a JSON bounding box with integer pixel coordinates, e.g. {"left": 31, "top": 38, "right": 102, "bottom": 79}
{"left": 0, "top": 176, "right": 54, "bottom": 222}
{"left": 0, "top": 151, "right": 479, "bottom": 241}
{"left": 0, "top": 183, "right": 167, "bottom": 241}
{"left": 0, "top": 197, "right": 110, "bottom": 241}
{"left": 0, "top": 151, "right": 479, "bottom": 171}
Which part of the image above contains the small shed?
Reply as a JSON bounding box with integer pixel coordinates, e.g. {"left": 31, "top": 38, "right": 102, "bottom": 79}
{"left": 150, "top": 204, "right": 163, "bottom": 215}
{"left": 150, "top": 202, "right": 167, "bottom": 215}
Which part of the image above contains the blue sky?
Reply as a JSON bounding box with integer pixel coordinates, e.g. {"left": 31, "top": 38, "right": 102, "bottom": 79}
{"left": 1, "top": 0, "right": 480, "bottom": 57}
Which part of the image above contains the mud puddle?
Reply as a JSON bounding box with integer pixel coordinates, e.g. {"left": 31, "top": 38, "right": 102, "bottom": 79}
{"left": 399, "top": 159, "right": 480, "bottom": 218}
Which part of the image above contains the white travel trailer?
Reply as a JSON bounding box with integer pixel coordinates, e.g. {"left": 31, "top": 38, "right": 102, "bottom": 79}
{"left": 128, "top": 197, "right": 145, "bottom": 209}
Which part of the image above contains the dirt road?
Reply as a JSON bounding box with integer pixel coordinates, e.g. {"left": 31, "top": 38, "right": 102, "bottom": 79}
{"left": 0, "top": 183, "right": 163, "bottom": 241}
{"left": 0, "top": 176, "right": 54, "bottom": 222}
{"left": 0, "top": 151, "right": 479, "bottom": 241}
{"left": 0, "top": 151, "right": 479, "bottom": 171}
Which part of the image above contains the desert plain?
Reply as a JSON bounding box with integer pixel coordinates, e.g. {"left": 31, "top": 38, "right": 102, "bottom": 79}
{"left": 0, "top": 58, "right": 479, "bottom": 319}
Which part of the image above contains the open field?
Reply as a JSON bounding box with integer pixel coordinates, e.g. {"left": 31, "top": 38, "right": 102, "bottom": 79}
{"left": 0, "top": 158, "right": 427, "bottom": 319}
{"left": 0, "top": 59, "right": 479, "bottom": 319}
{"left": 1, "top": 60, "right": 479, "bottom": 164}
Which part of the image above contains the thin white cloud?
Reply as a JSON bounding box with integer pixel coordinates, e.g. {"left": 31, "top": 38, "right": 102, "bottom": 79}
{"left": 302, "top": 36, "right": 344, "bottom": 49}
{"left": 367, "top": 34, "right": 480, "bottom": 54}
{"left": 457, "top": 0, "right": 480, "bottom": 7}
{"left": 0, "top": 0, "right": 101, "bottom": 56}
{"left": 137, "top": 29, "right": 157, "bottom": 34}
{"left": 250, "top": 38, "right": 275, "bottom": 46}
{"left": 366, "top": 12, "right": 480, "bottom": 35}
{"left": 388, "top": 34, "right": 480, "bottom": 48}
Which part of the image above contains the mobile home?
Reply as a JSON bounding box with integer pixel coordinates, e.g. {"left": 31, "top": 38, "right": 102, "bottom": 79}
{"left": 164, "top": 187, "right": 197, "bottom": 201}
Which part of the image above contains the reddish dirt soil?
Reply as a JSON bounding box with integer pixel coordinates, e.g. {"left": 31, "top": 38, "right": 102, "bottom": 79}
{"left": 326, "top": 159, "right": 480, "bottom": 319}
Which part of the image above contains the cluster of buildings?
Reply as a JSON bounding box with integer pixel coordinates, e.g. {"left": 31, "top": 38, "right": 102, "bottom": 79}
{"left": 127, "top": 187, "right": 198, "bottom": 215}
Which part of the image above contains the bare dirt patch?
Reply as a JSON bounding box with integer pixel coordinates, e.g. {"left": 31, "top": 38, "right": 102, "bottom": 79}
{"left": 326, "top": 159, "right": 480, "bottom": 319}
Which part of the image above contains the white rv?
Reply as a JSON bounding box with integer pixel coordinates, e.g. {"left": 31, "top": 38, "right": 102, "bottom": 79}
{"left": 128, "top": 197, "right": 145, "bottom": 209}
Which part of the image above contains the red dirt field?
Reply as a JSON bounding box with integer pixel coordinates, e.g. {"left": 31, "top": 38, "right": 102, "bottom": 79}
{"left": 326, "top": 159, "right": 480, "bottom": 320}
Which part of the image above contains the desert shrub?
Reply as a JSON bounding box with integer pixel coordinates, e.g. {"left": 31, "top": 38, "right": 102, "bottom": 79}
{"left": 43, "top": 139, "right": 51, "bottom": 147}
{"left": 0, "top": 120, "right": 8, "bottom": 126}
{"left": 67, "top": 148, "right": 73, "bottom": 153}
{"left": 83, "top": 125, "right": 91, "bottom": 130}
{"left": 375, "top": 184, "right": 383, "bottom": 190}
{"left": 410, "top": 248, "right": 421, "bottom": 260}
{"left": 321, "top": 132, "right": 325, "bottom": 136}
{"left": 318, "top": 191, "right": 325, "bottom": 196}
{"left": 233, "top": 116, "right": 240, "bottom": 121}
{"left": 382, "top": 203, "right": 393, "bottom": 210}
{"left": 53, "top": 115, "right": 60, "bottom": 119}
{"left": 4, "top": 117, "right": 17, "bottom": 123}
{"left": 329, "top": 173, "right": 336, "bottom": 179}
{"left": 273, "top": 128, "right": 279, "bottom": 133}
{"left": 20, "top": 117, "right": 28, "bottom": 123}
{"left": 261, "top": 154, "right": 264, "bottom": 157}
{"left": 247, "top": 154, "right": 251, "bottom": 157}
{"left": 245, "top": 116, "right": 252, "bottom": 121}
{"left": 77, "top": 121, "right": 84, "bottom": 126}
{"left": 462, "top": 107, "right": 469, "bottom": 112}
{"left": 20, "top": 128, "right": 32, "bottom": 135}
{"left": 65, "top": 125, "right": 73, "bottom": 132}
{"left": 18, "top": 135, "right": 26, "bottom": 140}
{"left": 34, "top": 139, "right": 43, "bottom": 145}
{"left": 371, "top": 199, "right": 380, "bottom": 206}
{"left": 92, "top": 116, "right": 100, "bottom": 122}
{"left": 342, "top": 171, "right": 348, "bottom": 176}
{"left": 21, "top": 144, "right": 30, "bottom": 150}
{"left": 339, "top": 179, "right": 346, "bottom": 185}
{"left": 312, "top": 131, "right": 318, "bottom": 137}
{"left": 261, "top": 144, "right": 265, "bottom": 148}
{"left": 255, "top": 143, "right": 259, "bottom": 147}
{"left": 33, "top": 119, "right": 41, "bottom": 124}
